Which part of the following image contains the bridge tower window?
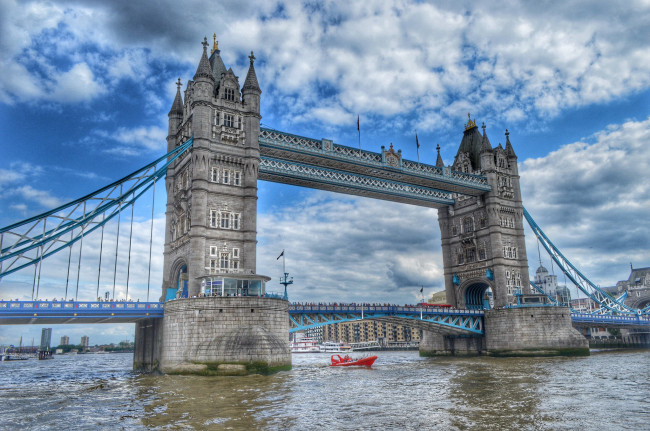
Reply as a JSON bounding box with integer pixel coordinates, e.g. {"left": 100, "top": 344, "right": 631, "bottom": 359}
{"left": 233, "top": 171, "right": 241, "bottom": 186}
{"left": 222, "top": 169, "right": 230, "bottom": 184}
{"left": 232, "top": 213, "right": 240, "bottom": 230}
{"left": 209, "top": 210, "right": 218, "bottom": 227}
{"left": 225, "top": 114, "right": 234, "bottom": 128}
{"left": 211, "top": 167, "right": 218, "bottom": 182}
{"left": 220, "top": 212, "right": 230, "bottom": 229}
{"left": 224, "top": 88, "right": 235, "bottom": 101}
{"left": 463, "top": 217, "right": 474, "bottom": 233}
{"left": 220, "top": 253, "right": 229, "bottom": 270}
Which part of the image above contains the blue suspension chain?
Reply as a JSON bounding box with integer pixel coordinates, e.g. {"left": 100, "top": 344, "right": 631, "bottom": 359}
{"left": 96, "top": 213, "right": 105, "bottom": 301}
{"left": 75, "top": 201, "right": 86, "bottom": 301}
{"left": 112, "top": 184, "right": 122, "bottom": 301}
{"left": 125, "top": 192, "right": 135, "bottom": 301}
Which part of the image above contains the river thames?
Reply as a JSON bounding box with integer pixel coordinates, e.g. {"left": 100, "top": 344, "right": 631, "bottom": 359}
{"left": 0, "top": 350, "right": 648, "bottom": 430}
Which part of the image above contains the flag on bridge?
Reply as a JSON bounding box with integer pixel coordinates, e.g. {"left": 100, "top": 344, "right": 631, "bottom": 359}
{"left": 357, "top": 115, "right": 361, "bottom": 149}
{"left": 277, "top": 250, "right": 284, "bottom": 260}
{"left": 416, "top": 131, "right": 420, "bottom": 163}
{"left": 420, "top": 286, "right": 423, "bottom": 293}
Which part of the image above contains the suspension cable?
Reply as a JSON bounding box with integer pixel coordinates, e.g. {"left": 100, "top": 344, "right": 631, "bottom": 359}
{"left": 96, "top": 213, "right": 105, "bottom": 301}
{"left": 147, "top": 179, "right": 156, "bottom": 302}
{"left": 112, "top": 184, "right": 123, "bottom": 301}
{"left": 125, "top": 192, "right": 135, "bottom": 301}
{"left": 65, "top": 231, "right": 72, "bottom": 300}
{"left": 35, "top": 220, "right": 46, "bottom": 300}
{"left": 75, "top": 201, "right": 86, "bottom": 301}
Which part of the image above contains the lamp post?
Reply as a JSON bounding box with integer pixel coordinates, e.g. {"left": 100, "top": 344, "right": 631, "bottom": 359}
{"left": 278, "top": 250, "right": 293, "bottom": 300}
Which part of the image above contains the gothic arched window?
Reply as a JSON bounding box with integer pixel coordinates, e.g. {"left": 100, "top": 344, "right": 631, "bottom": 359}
{"left": 463, "top": 217, "right": 474, "bottom": 233}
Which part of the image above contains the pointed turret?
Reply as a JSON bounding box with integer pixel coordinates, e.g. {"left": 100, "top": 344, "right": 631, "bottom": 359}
{"left": 167, "top": 78, "right": 184, "bottom": 149}
{"left": 242, "top": 51, "right": 261, "bottom": 115}
{"left": 168, "top": 78, "right": 183, "bottom": 117}
{"left": 504, "top": 129, "right": 516, "bottom": 158}
{"left": 480, "top": 122, "right": 493, "bottom": 153}
{"left": 209, "top": 35, "right": 227, "bottom": 85}
{"left": 454, "top": 113, "right": 483, "bottom": 170}
{"left": 243, "top": 51, "right": 261, "bottom": 93}
{"left": 436, "top": 144, "right": 444, "bottom": 167}
{"left": 193, "top": 37, "right": 214, "bottom": 82}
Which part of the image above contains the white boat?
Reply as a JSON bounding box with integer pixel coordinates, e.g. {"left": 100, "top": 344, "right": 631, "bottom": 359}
{"left": 319, "top": 341, "right": 353, "bottom": 353}
{"left": 290, "top": 336, "right": 321, "bottom": 353}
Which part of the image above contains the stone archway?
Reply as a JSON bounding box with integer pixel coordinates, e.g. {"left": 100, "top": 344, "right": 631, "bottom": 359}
{"left": 166, "top": 258, "right": 189, "bottom": 300}
{"left": 462, "top": 280, "right": 494, "bottom": 310}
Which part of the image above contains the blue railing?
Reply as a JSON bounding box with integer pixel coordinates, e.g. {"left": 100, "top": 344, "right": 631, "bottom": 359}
{"left": 0, "top": 300, "right": 164, "bottom": 322}
{"left": 571, "top": 312, "right": 650, "bottom": 326}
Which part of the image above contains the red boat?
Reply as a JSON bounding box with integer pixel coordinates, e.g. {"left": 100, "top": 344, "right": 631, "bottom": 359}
{"left": 330, "top": 354, "right": 377, "bottom": 367}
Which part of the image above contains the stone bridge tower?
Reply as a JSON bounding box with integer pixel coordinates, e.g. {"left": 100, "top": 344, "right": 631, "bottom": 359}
{"left": 438, "top": 115, "right": 531, "bottom": 309}
{"left": 162, "top": 37, "right": 263, "bottom": 300}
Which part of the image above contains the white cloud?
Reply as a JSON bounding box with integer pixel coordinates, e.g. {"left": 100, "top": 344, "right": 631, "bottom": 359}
{"left": 520, "top": 116, "right": 650, "bottom": 286}
{"left": 47, "top": 62, "right": 106, "bottom": 103}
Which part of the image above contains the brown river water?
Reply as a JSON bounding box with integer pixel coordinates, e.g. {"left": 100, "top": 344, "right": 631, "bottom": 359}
{"left": 0, "top": 350, "right": 648, "bottom": 430}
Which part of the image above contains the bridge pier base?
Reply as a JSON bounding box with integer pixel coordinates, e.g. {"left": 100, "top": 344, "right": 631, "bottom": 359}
{"left": 420, "top": 307, "right": 590, "bottom": 357}
{"left": 419, "top": 332, "right": 483, "bottom": 356}
{"left": 133, "top": 318, "right": 163, "bottom": 373}
{"left": 484, "top": 307, "right": 589, "bottom": 357}
{"left": 157, "top": 297, "right": 291, "bottom": 375}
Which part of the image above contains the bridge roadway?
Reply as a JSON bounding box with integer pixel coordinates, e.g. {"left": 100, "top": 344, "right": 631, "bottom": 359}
{"left": 1, "top": 301, "right": 648, "bottom": 333}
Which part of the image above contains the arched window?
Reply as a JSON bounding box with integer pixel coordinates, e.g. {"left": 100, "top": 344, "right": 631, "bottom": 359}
{"left": 463, "top": 217, "right": 474, "bottom": 233}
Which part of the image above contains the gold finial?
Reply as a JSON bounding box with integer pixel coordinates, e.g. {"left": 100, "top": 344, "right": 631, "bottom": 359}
{"left": 464, "top": 113, "right": 477, "bottom": 131}
{"left": 212, "top": 34, "right": 219, "bottom": 54}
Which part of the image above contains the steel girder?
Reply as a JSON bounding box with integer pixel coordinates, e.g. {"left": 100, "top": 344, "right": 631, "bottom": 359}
{"left": 260, "top": 156, "right": 455, "bottom": 207}
{"left": 288, "top": 305, "right": 484, "bottom": 335}
{"left": 258, "top": 128, "right": 491, "bottom": 198}
{"left": 0, "top": 139, "right": 193, "bottom": 279}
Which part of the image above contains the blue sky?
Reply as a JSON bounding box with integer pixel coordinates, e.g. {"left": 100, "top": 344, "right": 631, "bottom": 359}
{"left": 1, "top": 0, "right": 649, "bottom": 345}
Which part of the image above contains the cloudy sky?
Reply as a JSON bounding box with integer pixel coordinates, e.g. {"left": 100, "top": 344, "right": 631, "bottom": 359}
{"left": 1, "top": 0, "right": 649, "bottom": 345}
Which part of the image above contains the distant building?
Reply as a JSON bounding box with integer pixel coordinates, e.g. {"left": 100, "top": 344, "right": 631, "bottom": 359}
{"left": 304, "top": 326, "right": 323, "bottom": 342}
{"left": 533, "top": 265, "right": 571, "bottom": 305}
{"left": 60, "top": 335, "right": 69, "bottom": 346}
{"left": 80, "top": 335, "right": 89, "bottom": 349}
{"left": 40, "top": 328, "right": 52, "bottom": 351}
{"left": 614, "top": 265, "right": 650, "bottom": 310}
{"left": 323, "top": 320, "right": 422, "bottom": 345}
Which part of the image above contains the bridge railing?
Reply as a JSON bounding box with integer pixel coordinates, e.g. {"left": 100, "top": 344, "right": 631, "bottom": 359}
{"left": 288, "top": 304, "right": 484, "bottom": 315}
{"left": 259, "top": 128, "right": 489, "bottom": 189}
{"left": 571, "top": 312, "right": 650, "bottom": 326}
{"left": 0, "top": 300, "right": 164, "bottom": 318}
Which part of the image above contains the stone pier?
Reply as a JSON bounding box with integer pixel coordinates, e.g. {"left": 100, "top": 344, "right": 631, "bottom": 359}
{"left": 134, "top": 297, "right": 291, "bottom": 375}
{"left": 420, "top": 306, "right": 589, "bottom": 357}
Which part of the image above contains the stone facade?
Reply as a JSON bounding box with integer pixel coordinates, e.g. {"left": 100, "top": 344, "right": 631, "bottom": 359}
{"left": 159, "top": 297, "right": 290, "bottom": 375}
{"left": 438, "top": 116, "right": 530, "bottom": 309}
{"left": 162, "top": 38, "right": 262, "bottom": 300}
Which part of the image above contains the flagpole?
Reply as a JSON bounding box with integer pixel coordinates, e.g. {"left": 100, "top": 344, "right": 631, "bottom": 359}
{"left": 357, "top": 115, "right": 361, "bottom": 149}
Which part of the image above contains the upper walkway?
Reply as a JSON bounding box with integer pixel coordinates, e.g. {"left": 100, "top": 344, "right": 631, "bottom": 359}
{"left": 258, "top": 128, "right": 490, "bottom": 208}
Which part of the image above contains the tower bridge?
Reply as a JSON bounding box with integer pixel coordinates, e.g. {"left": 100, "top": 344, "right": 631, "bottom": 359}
{"left": 1, "top": 38, "right": 648, "bottom": 374}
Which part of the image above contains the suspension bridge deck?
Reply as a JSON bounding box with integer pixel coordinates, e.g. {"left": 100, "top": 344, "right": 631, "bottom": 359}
{"left": 0, "top": 301, "right": 648, "bottom": 332}
{"left": 0, "top": 300, "right": 164, "bottom": 324}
